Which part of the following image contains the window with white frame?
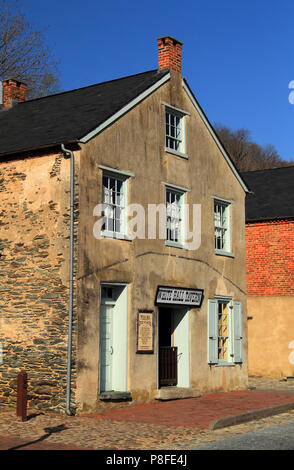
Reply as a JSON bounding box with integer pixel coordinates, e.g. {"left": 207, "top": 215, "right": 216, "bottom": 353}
{"left": 166, "top": 187, "right": 185, "bottom": 245}
{"left": 165, "top": 108, "right": 185, "bottom": 154}
{"left": 217, "top": 301, "right": 230, "bottom": 361}
{"left": 102, "top": 172, "right": 127, "bottom": 238}
{"left": 214, "top": 199, "right": 231, "bottom": 254}
{"left": 208, "top": 298, "right": 243, "bottom": 365}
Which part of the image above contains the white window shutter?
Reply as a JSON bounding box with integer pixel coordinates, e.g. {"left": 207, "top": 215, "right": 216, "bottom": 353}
{"left": 233, "top": 301, "right": 242, "bottom": 363}
{"left": 208, "top": 299, "right": 218, "bottom": 364}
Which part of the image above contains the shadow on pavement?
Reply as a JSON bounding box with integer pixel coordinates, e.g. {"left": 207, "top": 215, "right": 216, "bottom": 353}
{"left": 7, "top": 424, "right": 67, "bottom": 450}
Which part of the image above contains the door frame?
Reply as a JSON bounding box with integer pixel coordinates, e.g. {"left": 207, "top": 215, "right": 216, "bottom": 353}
{"left": 157, "top": 306, "right": 190, "bottom": 389}
{"left": 99, "top": 282, "right": 129, "bottom": 394}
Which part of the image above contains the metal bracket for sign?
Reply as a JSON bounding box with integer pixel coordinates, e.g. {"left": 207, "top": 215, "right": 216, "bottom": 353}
{"left": 155, "top": 285, "right": 204, "bottom": 308}
{"left": 136, "top": 309, "right": 154, "bottom": 354}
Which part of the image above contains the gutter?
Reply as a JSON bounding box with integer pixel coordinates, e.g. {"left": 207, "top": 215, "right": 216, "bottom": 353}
{"left": 61, "top": 144, "right": 75, "bottom": 416}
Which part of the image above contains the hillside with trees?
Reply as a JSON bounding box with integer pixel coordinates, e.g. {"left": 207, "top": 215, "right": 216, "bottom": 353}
{"left": 214, "top": 124, "right": 293, "bottom": 172}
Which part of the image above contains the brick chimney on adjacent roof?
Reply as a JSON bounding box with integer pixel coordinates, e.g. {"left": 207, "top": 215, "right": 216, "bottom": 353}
{"left": 157, "top": 36, "right": 183, "bottom": 73}
{"left": 2, "top": 79, "right": 27, "bottom": 108}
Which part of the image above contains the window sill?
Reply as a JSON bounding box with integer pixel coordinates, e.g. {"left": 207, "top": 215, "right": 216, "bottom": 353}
{"left": 165, "top": 240, "right": 187, "bottom": 250}
{"left": 99, "top": 391, "right": 132, "bottom": 401}
{"left": 165, "top": 147, "right": 189, "bottom": 159}
{"left": 215, "top": 249, "right": 235, "bottom": 258}
{"left": 214, "top": 362, "right": 236, "bottom": 367}
{"left": 101, "top": 231, "right": 132, "bottom": 241}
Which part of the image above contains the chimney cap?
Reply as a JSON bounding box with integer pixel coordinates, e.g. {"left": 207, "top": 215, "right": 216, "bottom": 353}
{"left": 157, "top": 36, "right": 184, "bottom": 45}
{"left": 2, "top": 77, "right": 27, "bottom": 108}
{"left": 2, "top": 77, "right": 27, "bottom": 86}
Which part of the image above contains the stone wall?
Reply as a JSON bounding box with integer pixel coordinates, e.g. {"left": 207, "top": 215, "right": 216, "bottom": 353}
{"left": 0, "top": 149, "right": 79, "bottom": 413}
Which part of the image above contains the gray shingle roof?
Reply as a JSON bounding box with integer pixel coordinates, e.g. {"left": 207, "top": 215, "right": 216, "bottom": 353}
{"left": 0, "top": 69, "right": 169, "bottom": 156}
{"left": 242, "top": 166, "right": 294, "bottom": 221}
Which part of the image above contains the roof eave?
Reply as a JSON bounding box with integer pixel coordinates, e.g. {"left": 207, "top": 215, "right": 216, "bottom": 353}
{"left": 0, "top": 140, "right": 78, "bottom": 159}
{"left": 79, "top": 71, "right": 171, "bottom": 143}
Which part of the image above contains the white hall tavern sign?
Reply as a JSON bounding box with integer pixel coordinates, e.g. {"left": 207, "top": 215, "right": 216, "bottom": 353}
{"left": 155, "top": 286, "right": 204, "bottom": 308}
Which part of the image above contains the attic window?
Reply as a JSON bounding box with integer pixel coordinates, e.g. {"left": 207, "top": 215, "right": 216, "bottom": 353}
{"left": 164, "top": 104, "right": 189, "bottom": 158}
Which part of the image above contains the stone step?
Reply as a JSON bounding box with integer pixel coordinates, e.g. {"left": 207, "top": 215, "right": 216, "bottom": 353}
{"left": 155, "top": 387, "right": 201, "bottom": 401}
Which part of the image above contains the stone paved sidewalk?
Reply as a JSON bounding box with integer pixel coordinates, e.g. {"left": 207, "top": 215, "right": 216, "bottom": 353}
{"left": 0, "top": 377, "right": 293, "bottom": 450}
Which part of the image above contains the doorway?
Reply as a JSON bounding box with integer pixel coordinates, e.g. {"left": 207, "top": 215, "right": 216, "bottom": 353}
{"left": 158, "top": 307, "right": 190, "bottom": 388}
{"left": 99, "top": 284, "right": 128, "bottom": 393}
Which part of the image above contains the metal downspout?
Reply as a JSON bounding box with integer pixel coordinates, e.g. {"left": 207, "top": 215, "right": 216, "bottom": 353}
{"left": 61, "top": 144, "right": 75, "bottom": 416}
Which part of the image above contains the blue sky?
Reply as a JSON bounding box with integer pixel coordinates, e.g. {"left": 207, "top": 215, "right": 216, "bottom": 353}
{"left": 25, "top": 0, "right": 294, "bottom": 161}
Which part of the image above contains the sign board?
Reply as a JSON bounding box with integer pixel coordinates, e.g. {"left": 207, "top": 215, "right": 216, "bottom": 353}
{"left": 136, "top": 310, "right": 154, "bottom": 354}
{"left": 155, "top": 286, "right": 204, "bottom": 307}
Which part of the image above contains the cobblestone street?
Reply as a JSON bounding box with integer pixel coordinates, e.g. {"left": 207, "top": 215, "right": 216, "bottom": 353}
{"left": 0, "top": 377, "right": 294, "bottom": 450}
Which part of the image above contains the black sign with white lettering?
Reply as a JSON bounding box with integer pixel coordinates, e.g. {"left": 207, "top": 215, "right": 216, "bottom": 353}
{"left": 155, "top": 286, "right": 204, "bottom": 307}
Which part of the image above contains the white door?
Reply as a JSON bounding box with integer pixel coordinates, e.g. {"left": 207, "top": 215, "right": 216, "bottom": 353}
{"left": 100, "top": 303, "right": 114, "bottom": 392}
{"left": 173, "top": 309, "right": 190, "bottom": 388}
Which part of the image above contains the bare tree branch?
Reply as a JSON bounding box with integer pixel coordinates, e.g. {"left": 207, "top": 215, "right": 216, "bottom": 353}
{"left": 0, "top": 0, "right": 60, "bottom": 98}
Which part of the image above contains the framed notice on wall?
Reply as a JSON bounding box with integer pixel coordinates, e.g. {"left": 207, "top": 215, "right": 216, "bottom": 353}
{"left": 136, "top": 310, "right": 154, "bottom": 354}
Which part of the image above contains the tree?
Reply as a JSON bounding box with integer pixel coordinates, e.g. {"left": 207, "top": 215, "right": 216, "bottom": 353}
{"left": 0, "top": 0, "right": 60, "bottom": 98}
{"left": 214, "top": 123, "right": 292, "bottom": 172}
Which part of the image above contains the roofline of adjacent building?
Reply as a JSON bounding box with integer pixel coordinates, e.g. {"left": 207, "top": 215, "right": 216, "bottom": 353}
{"left": 246, "top": 215, "right": 294, "bottom": 223}
{"left": 242, "top": 164, "right": 294, "bottom": 175}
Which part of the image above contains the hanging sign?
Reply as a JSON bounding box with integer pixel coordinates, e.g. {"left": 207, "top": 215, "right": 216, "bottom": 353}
{"left": 136, "top": 310, "right": 154, "bottom": 354}
{"left": 155, "top": 286, "right": 204, "bottom": 307}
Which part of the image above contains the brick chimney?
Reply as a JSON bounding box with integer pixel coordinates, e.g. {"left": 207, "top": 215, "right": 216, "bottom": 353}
{"left": 157, "top": 36, "right": 183, "bottom": 73}
{"left": 2, "top": 78, "right": 27, "bottom": 108}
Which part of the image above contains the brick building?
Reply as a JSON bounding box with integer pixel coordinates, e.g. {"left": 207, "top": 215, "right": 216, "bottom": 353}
{"left": 0, "top": 37, "right": 249, "bottom": 414}
{"left": 242, "top": 166, "right": 294, "bottom": 379}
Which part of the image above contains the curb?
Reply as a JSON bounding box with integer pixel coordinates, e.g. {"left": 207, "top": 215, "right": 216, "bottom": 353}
{"left": 209, "top": 402, "right": 294, "bottom": 430}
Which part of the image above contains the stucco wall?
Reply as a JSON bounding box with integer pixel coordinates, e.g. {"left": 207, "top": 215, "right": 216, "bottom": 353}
{"left": 246, "top": 219, "right": 294, "bottom": 378}
{"left": 76, "top": 71, "right": 248, "bottom": 412}
{"left": 247, "top": 296, "right": 294, "bottom": 378}
{"left": 0, "top": 149, "right": 80, "bottom": 413}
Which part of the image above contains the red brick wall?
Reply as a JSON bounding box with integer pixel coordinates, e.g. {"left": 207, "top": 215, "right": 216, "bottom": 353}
{"left": 246, "top": 219, "right": 294, "bottom": 296}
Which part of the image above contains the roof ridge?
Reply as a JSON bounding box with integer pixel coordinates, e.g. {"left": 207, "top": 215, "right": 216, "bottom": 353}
{"left": 242, "top": 165, "right": 294, "bottom": 174}
{"left": 20, "top": 69, "right": 164, "bottom": 105}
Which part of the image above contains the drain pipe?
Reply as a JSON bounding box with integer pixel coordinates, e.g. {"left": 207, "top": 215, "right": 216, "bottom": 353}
{"left": 61, "top": 144, "right": 75, "bottom": 416}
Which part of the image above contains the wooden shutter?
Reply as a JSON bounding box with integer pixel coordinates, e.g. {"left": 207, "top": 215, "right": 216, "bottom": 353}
{"left": 208, "top": 299, "right": 218, "bottom": 364}
{"left": 233, "top": 301, "right": 242, "bottom": 363}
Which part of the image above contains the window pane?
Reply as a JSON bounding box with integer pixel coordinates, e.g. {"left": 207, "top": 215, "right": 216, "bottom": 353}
{"left": 102, "top": 174, "right": 126, "bottom": 234}
{"left": 218, "top": 302, "right": 229, "bottom": 360}
{"left": 166, "top": 189, "right": 183, "bottom": 243}
{"left": 165, "top": 110, "right": 183, "bottom": 151}
{"left": 214, "top": 202, "right": 229, "bottom": 251}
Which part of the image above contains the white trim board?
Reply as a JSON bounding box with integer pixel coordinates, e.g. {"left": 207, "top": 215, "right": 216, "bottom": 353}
{"left": 80, "top": 73, "right": 171, "bottom": 143}
{"left": 162, "top": 181, "right": 191, "bottom": 192}
{"left": 182, "top": 80, "right": 249, "bottom": 194}
{"left": 98, "top": 165, "right": 135, "bottom": 178}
